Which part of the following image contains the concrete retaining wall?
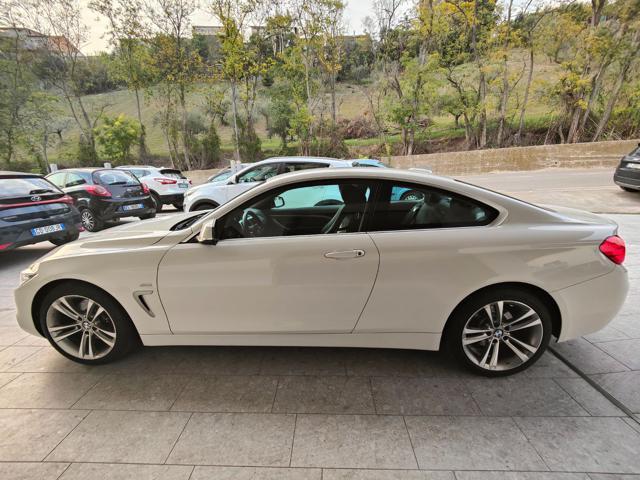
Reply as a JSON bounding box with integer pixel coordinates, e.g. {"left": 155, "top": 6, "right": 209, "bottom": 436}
{"left": 387, "top": 139, "right": 639, "bottom": 175}
{"left": 183, "top": 139, "right": 639, "bottom": 185}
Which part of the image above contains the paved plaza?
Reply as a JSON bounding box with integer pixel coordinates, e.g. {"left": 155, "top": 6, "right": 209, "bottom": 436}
{"left": 0, "top": 172, "right": 639, "bottom": 479}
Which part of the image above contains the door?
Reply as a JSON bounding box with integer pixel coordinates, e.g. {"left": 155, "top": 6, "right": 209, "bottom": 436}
{"left": 158, "top": 179, "right": 380, "bottom": 334}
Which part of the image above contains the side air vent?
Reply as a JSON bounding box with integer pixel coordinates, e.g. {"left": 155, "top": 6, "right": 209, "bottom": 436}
{"left": 133, "top": 291, "right": 155, "bottom": 317}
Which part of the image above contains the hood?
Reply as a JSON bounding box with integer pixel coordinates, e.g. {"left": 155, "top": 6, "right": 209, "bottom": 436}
{"left": 39, "top": 212, "right": 199, "bottom": 262}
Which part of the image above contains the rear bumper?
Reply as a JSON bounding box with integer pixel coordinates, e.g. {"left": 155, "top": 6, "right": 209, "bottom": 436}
{"left": 91, "top": 197, "right": 156, "bottom": 221}
{"left": 159, "top": 193, "right": 185, "bottom": 204}
{"left": 0, "top": 211, "right": 81, "bottom": 250}
{"left": 552, "top": 266, "right": 629, "bottom": 341}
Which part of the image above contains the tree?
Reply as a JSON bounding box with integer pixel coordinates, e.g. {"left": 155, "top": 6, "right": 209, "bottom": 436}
{"left": 94, "top": 114, "right": 142, "bottom": 164}
{"left": 30, "top": 0, "right": 108, "bottom": 163}
{"left": 147, "top": 0, "right": 201, "bottom": 169}
{"left": 90, "top": 0, "right": 154, "bottom": 161}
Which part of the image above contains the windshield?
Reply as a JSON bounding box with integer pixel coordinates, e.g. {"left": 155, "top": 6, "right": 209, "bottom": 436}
{"left": 94, "top": 170, "right": 139, "bottom": 186}
{"left": 208, "top": 169, "right": 233, "bottom": 183}
{"left": 0, "top": 177, "right": 61, "bottom": 199}
{"left": 159, "top": 169, "right": 186, "bottom": 180}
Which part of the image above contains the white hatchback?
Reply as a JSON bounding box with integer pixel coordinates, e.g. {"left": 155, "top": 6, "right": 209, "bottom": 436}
{"left": 15, "top": 168, "right": 628, "bottom": 375}
{"left": 118, "top": 166, "right": 191, "bottom": 211}
{"left": 183, "top": 157, "right": 376, "bottom": 212}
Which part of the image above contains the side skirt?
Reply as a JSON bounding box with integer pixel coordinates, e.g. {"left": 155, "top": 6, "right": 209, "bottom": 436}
{"left": 140, "top": 332, "right": 441, "bottom": 351}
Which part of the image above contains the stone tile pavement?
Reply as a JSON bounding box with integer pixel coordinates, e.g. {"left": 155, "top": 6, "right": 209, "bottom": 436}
{"left": 0, "top": 218, "right": 639, "bottom": 479}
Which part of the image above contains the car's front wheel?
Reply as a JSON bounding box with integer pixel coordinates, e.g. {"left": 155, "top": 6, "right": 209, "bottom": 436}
{"left": 445, "top": 287, "right": 552, "bottom": 376}
{"left": 39, "top": 283, "right": 139, "bottom": 364}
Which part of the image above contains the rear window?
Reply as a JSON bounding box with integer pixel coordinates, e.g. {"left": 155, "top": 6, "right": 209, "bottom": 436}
{"left": 0, "top": 177, "right": 61, "bottom": 199}
{"left": 93, "top": 170, "right": 139, "bottom": 186}
{"left": 159, "top": 169, "right": 185, "bottom": 179}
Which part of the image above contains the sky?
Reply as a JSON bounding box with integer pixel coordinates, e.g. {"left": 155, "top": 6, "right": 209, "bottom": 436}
{"left": 80, "top": 0, "right": 380, "bottom": 54}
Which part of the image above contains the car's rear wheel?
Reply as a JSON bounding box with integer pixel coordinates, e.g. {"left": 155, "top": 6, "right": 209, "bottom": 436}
{"left": 193, "top": 202, "right": 218, "bottom": 211}
{"left": 151, "top": 192, "right": 162, "bottom": 212}
{"left": 80, "top": 208, "right": 103, "bottom": 232}
{"left": 445, "top": 288, "right": 552, "bottom": 376}
{"left": 621, "top": 186, "right": 638, "bottom": 193}
{"left": 39, "top": 283, "right": 139, "bottom": 364}
{"left": 172, "top": 202, "right": 184, "bottom": 211}
{"left": 139, "top": 211, "right": 156, "bottom": 220}
{"left": 50, "top": 232, "right": 80, "bottom": 246}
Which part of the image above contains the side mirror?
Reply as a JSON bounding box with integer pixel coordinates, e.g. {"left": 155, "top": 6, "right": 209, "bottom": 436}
{"left": 274, "top": 196, "right": 285, "bottom": 208}
{"left": 197, "top": 219, "right": 218, "bottom": 245}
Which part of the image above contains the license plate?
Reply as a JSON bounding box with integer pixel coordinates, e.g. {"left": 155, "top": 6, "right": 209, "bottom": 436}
{"left": 122, "top": 203, "right": 144, "bottom": 211}
{"left": 178, "top": 182, "right": 189, "bottom": 189}
{"left": 627, "top": 163, "right": 640, "bottom": 169}
{"left": 31, "top": 223, "right": 65, "bottom": 236}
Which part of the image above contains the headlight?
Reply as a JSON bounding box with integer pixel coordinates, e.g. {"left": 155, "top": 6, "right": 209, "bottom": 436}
{"left": 19, "top": 263, "right": 39, "bottom": 285}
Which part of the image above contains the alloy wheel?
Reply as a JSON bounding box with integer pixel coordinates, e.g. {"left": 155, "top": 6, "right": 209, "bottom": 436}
{"left": 45, "top": 295, "right": 117, "bottom": 360}
{"left": 462, "top": 300, "right": 544, "bottom": 372}
{"left": 81, "top": 210, "right": 96, "bottom": 231}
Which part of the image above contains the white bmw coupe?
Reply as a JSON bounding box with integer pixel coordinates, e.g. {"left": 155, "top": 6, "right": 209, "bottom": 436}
{"left": 15, "top": 168, "right": 628, "bottom": 375}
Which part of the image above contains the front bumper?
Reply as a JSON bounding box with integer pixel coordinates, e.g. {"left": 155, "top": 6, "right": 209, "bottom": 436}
{"left": 614, "top": 167, "right": 640, "bottom": 190}
{"left": 552, "top": 266, "right": 629, "bottom": 341}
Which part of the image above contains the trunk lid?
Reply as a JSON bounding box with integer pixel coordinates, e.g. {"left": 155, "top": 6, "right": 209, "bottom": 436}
{"left": 93, "top": 169, "right": 146, "bottom": 199}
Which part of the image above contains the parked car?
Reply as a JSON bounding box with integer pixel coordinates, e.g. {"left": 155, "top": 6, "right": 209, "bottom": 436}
{"left": 206, "top": 163, "right": 250, "bottom": 184}
{"left": 46, "top": 168, "right": 156, "bottom": 232}
{"left": 183, "top": 157, "right": 383, "bottom": 212}
{"left": 614, "top": 143, "right": 640, "bottom": 192}
{"left": 0, "top": 171, "right": 81, "bottom": 250}
{"left": 116, "top": 166, "right": 190, "bottom": 210}
{"left": 15, "top": 168, "right": 628, "bottom": 376}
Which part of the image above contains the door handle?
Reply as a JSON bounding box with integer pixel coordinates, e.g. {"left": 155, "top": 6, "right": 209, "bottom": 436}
{"left": 324, "top": 249, "right": 366, "bottom": 259}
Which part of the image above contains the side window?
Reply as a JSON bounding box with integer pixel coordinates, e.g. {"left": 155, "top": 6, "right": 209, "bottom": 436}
{"left": 282, "top": 162, "right": 330, "bottom": 173}
{"left": 218, "top": 181, "right": 372, "bottom": 240}
{"left": 236, "top": 163, "right": 281, "bottom": 183}
{"left": 47, "top": 173, "right": 66, "bottom": 188}
{"left": 65, "top": 173, "right": 87, "bottom": 188}
{"left": 370, "top": 182, "right": 498, "bottom": 232}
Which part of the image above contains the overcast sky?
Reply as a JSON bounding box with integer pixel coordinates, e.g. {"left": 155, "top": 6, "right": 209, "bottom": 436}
{"left": 79, "top": 0, "right": 382, "bottom": 54}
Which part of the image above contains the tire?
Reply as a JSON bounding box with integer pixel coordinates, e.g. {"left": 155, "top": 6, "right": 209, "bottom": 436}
{"left": 621, "top": 186, "right": 638, "bottom": 193}
{"left": 151, "top": 192, "right": 162, "bottom": 212}
{"left": 80, "top": 208, "right": 103, "bottom": 232}
{"left": 139, "top": 211, "right": 156, "bottom": 220}
{"left": 39, "top": 282, "right": 139, "bottom": 365}
{"left": 172, "top": 202, "right": 184, "bottom": 211}
{"left": 444, "top": 287, "right": 552, "bottom": 376}
{"left": 400, "top": 190, "right": 425, "bottom": 201}
{"left": 193, "top": 202, "right": 218, "bottom": 211}
{"left": 50, "top": 232, "right": 80, "bottom": 246}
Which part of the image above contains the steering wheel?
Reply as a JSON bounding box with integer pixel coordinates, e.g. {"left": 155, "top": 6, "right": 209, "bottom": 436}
{"left": 242, "top": 208, "right": 268, "bottom": 237}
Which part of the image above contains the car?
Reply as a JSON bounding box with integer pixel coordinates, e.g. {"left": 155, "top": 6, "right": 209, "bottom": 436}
{"left": 206, "top": 163, "right": 250, "bottom": 184}
{"left": 614, "top": 143, "right": 640, "bottom": 192}
{"left": 183, "top": 157, "right": 376, "bottom": 212}
{"left": 116, "top": 165, "right": 191, "bottom": 210}
{"left": 46, "top": 168, "right": 156, "bottom": 232}
{"left": 15, "top": 168, "right": 628, "bottom": 376}
{"left": 0, "top": 171, "right": 81, "bottom": 250}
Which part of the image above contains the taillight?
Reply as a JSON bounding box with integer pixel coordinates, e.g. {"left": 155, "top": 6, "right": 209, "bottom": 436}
{"left": 141, "top": 183, "right": 150, "bottom": 194}
{"left": 84, "top": 185, "right": 111, "bottom": 197}
{"left": 599, "top": 235, "right": 626, "bottom": 265}
{"left": 60, "top": 195, "right": 75, "bottom": 205}
{"left": 154, "top": 177, "right": 177, "bottom": 185}
{"left": 0, "top": 243, "right": 12, "bottom": 250}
